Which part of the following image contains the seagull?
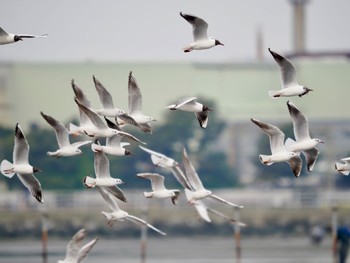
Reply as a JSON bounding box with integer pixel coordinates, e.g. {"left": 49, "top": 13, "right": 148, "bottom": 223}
{"left": 251, "top": 118, "right": 303, "bottom": 177}
{"left": 118, "top": 71, "right": 156, "bottom": 134}
{"left": 268, "top": 48, "right": 313, "bottom": 98}
{"left": 92, "top": 75, "right": 127, "bottom": 117}
{"left": 83, "top": 148, "right": 127, "bottom": 203}
{"left": 91, "top": 117, "right": 145, "bottom": 156}
{"left": 68, "top": 80, "right": 96, "bottom": 136}
{"left": 96, "top": 186, "right": 166, "bottom": 236}
{"left": 180, "top": 12, "right": 224, "bottom": 52}
{"left": 138, "top": 145, "right": 192, "bottom": 189}
{"left": 139, "top": 145, "right": 179, "bottom": 168}
{"left": 166, "top": 97, "right": 212, "bottom": 128}
{"left": 58, "top": 228, "right": 98, "bottom": 263}
{"left": 285, "top": 101, "right": 324, "bottom": 171}
{"left": 335, "top": 157, "right": 350, "bottom": 176}
{"left": 0, "top": 124, "right": 43, "bottom": 203}
{"left": 40, "top": 111, "right": 92, "bottom": 157}
{"left": 0, "top": 26, "right": 47, "bottom": 45}
{"left": 137, "top": 173, "right": 181, "bottom": 205}
{"left": 182, "top": 147, "right": 243, "bottom": 208}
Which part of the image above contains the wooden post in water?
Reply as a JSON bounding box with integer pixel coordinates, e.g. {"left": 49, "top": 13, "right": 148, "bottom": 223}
{"left": 233, "top": 207, "right": 241, "bottom": 263}
{"left": 41, "top": 209, "right": 49, "bottom": 263}
{"left": 331, "top": 205, "right": 338, "bottom": 263}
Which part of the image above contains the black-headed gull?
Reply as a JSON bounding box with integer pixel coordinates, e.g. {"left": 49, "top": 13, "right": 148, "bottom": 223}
{"left": 58, "top": 228, "right": 98, "bottom": 263}
{"left": 182, "top": 148, "right": 243, "bottom": 208}
{"left": 137, "top": 173, "right": 181, "bottom": 205}
{"left": 180, "top": 12, "right": 224, "bottom": 52}
{"left": 285, "top": 101, "right": 324, "bottom": 171}
{"left": 335, "top": 157, "right": 350, "bottom": 176}
{"left": 167, "top": 97, "right": 212, "bottom": 128}
{"left": 118, "top": 71, "right": 156, "bottom": 134}
{"left": 0, "top": 26, "right": 47, "bottom": 45}
{"left": 40, "top": 111, "right": 91, "bottom": 157}
{"left": 268, "top": 48, "right": 313, "bottom": 98}
{"left": 0, "top": 124, "right": 43, "bottom": 203}
{"left": 97, "top": 186, "right": 166, "bottom": 236}
{"left": 251, "top": 118, "right": 303, "bottom": 177}
{"left": 91, "top": 117, "right": 145, "bottom": 156}
{"left": 92, "top": 75, "right": 127, "bottom": 117}
{"left": 68, "top": 80, "right": 95, "bottom": 136}
{"left": 84, "top": 148, "right": 126, "bottom": 203}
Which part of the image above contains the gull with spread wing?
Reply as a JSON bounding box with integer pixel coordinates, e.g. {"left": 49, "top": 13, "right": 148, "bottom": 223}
{"left": 118, "top": 71, "right": 156, "bottom": 134}
{"left": 285, "top": 101, "right": 324, "bottom": 171}
{"left": 97, "top": 186, "right": 166, "bottom": 236}
{"left": 41, "top": 111, "right": 91, "bottom": 157}
{"left": 268, "top": 48, "right": 313, "bottom": 98}
{"left": 137, "top": 173, "right": 181, "bottom": 205}
{"left": 0, "top": 124, "right": 43, "bottom": 203}
{"left": 58, "top": 229, "right": 98, "bottom": 263}
{"left": 84, "top": 148, "right": 126, "bottom": 203}
{"left": 167, "top": 97, "right": 213, "bottom": 128}
{"left": 251, "top": 118, "right": 303, "bottom": 177}
{"left": 180, "top": 12, "right": 224, "bottom": 52}
{"left": 0, "top": 26, "right": 47, "bottom": 45}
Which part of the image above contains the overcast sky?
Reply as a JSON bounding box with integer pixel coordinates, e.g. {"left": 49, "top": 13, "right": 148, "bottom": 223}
{"left": 1, "top": 0, "right": 350, "bottom": 63}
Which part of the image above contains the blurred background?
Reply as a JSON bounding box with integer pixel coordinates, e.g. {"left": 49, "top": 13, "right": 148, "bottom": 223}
{"left": 0, "top": 0, "right": 350, "bottom": 262}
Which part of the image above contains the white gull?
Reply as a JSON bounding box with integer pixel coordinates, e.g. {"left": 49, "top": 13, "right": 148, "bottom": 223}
{"left": 268, "top": 48, "right": 313, "bottom": 98}
{"left": 0, "top": 124, "right": 43, "bottom": 203}
{"left": 0, "top": 26, "right": 47, "bottom": 45}
{"left": 251, "top": 118, "right": 303, "bottom": 177}
{"left": 180, "top": 12, "right": 224, "bottom": 52}
{"left": 40, "top": 111, "right": 91, "bottom": 157}
{"left": 97, "top": 186, "right": 166, "bottom": 236}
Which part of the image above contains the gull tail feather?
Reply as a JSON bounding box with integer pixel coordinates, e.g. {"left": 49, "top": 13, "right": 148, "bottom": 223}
{"left": 259, "top": 155, "right": 273, "bottom": 166}
{"left": 0, "top": 159, "right": 15, "bottom": 178}
{"left": 83, "top": 176, "right": 96, "bottom": 188}
{"left": 268, "top": 90, "right": 280, "bottom": 98}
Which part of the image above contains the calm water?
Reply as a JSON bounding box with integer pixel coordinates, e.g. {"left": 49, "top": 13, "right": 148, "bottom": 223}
{"left": 0, "top": 236, "right": 333, "bottom": 263}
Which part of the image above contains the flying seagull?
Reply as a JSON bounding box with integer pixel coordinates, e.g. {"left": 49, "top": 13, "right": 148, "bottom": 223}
{"left": 251, "top": 118, "right": 303, "bottom": 177}
{"left": 118, "top": 71, "right": 156, "bottom": 133}
{"left": 167, "top": 97, "right": 212, "bottom": 128}
{"left": 58, "top": 228, "right": 98, "bottom": 263}
{"left": 285, "top": 101, "right": 324, "bottom": 171}
{"left": 0, "top": 26, "right": 47, "bottom": 45}
{"left": 0, "top": 124, "right": 43, "bottom": 203}
{"left": 268, "top": 48, "right": 313, "bottom": 98}
{"left": 40, "top": 111, "right": 91, "bottom": 157}
{"left": 84, "top": 147, "right": 127, "bottom": 203}
{"left": 97, "top": 186, "right": 166, "bottom": 236}
{"left": 137, "top": 173, "right": 181, "bottom": 205}
{"left": 180, "top": 12, "right": 224, "bottom": 52}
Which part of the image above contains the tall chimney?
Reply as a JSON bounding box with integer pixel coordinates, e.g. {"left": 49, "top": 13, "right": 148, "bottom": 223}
{"left": 289, "top": 0, "right": 309, "bottom": 54}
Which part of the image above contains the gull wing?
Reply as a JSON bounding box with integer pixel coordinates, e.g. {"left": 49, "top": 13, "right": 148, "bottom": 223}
{"left": 96, "top": 186, "right": 120, "bottom": 212}
{"left": 128, "top": 71, "right": 142, "bottom": 114}
{"left": 209, "top": 194, "right": 244, "bottom": 209}
{"left": 137, "top": 173, "right": 166, "bottom": 191}
{"left": 105, "top": 185, "right": 127, "bottom": 203}
{"left": 251, "top": 118, "right": 286, "bottom": 154}
{"left": 94, "top": 150, "right": 110, "bottom": 179}
{"left": 195, "top": 111, "right": 209, "bottom": 129}
{"left": 171, "top": 97, "right": 197, "bottom": 109}
{"left": 17, "top": 173, "right": 43, "bottom": 203}
{"left": 180, "top": 12, "right": 208, "bottom": 41}
{"left": 268, "top": 48, "right": 297, "bottom": 88}
{"left": 64, "top": 228, "right": 86, "bottom": 262}
{"left": 287, "top": 101, "right": 311, "bottom": 141}
{"left": 182, "top": 147, "right": 204, "bottom": 190}
{"left": 287, "top": 155, "right": 303, "bottom": 177}
{"left": 74, "top": 97, "right": 107, "bottom": 129}
{"left": 206, "top": 207, "right": 247, "bottom": 227}
{"left": 105, "top": 117, "right": 145, "bottom": 144}
{"left": 13, "top": 124, "right": 30, "bottom": 164}
{"left": 126, "top": 214, "right": 166, "bottom": 236}
{"left": 93, "top": 76, "right": 114, "bottom": 109}
{"left": 184, "top": 189, "right": 211, "bottom": 222}
{"left": 41, "top": 111, "right": 70, "bottom": 148}
{"left": 0, "top": 27, "right": 9, "bottom": 36}
{"left": 303, "top": 147, "right": 319, "bottom": 172}
{"left": 170, "top": 165, "right": 192, "bottom": 190}
{"left": 77, "top": 237, "right": 99, "bottom": 263}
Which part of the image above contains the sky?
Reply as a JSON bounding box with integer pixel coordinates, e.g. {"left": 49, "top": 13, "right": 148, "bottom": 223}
{"left": 1, "top": 0, "right": 350, "bottom": 63}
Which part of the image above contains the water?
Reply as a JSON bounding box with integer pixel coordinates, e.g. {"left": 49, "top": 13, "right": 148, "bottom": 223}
{"left": 0, "top": 236, "right": 333, "bottom": 263}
